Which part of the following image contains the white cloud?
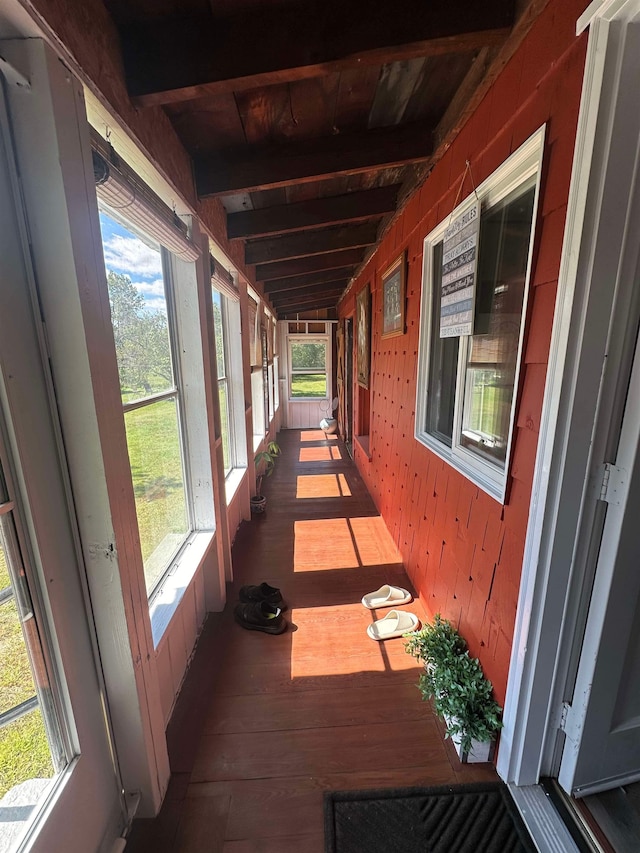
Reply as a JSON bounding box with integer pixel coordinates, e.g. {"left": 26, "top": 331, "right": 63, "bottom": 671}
{"left": 144, "top": 296, "right": 167, "bottom": 313}
{"left": 103, "top": 234, "right": 162, "bottom": 277}
{"left": 137, "top": 278, "right": 165, "bottom": 298}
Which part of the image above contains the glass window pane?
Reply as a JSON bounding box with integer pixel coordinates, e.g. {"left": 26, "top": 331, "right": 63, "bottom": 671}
{"left": 426, "top": 242, "right": 458, "bottom": 445}
{"left": 124, "top": 398, "right": 189, "bottom": 593}
{"left": 218, "top": 379, "right": 232, "bottom": 475}
{"left": 100, "top": 212, "right": 174, "bottom": 403}
{"left": 0, "top": 597, "right": 38, "bottom": 717}
{"left": 291, "top": 374, "right": 327, "bottom": 397}
{"left": 212, "top": 290, "right": 226, "bottom": 381}
{"left": 0, "top": 709, "right": 54, "bottom": 799}
{"left": 291, "top": 341, "right": 326, "bottom": 371}
{"left": 460, "top": 185, "right": 536, "bottom": 466}
{"left": 0, "top": 521, "right": 56, "bottom": 801}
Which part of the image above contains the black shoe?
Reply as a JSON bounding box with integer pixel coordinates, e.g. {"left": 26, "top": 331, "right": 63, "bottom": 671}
{"left": 234, "top": 601, "right": 287, "bottom": 634}
{"left": 239, "top": 582, "right": 286, "bottom": 610}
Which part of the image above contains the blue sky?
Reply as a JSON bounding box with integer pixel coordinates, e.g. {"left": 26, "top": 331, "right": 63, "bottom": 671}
{"left": 99, "top": 212, "right": 166, "bottom": 312}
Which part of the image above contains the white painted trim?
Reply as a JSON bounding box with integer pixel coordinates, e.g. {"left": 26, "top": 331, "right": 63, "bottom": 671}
{"left": 577, "top": 0, "right": 634, "bottom": 32}
{"left": 498, "top": 0, "right": 640, "bottom": 791}
{"left": 225, "top": 466, "right": 247, "bottom": 505}
{"left": 149, "top": 530, "right": 215, "bottom": 645}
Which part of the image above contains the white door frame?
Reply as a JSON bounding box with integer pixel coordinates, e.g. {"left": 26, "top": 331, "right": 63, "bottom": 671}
{"left": 498, "top": 0, "right": 640, "bottom": 788}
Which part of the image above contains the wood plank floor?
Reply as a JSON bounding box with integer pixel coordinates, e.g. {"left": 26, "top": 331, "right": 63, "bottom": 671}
{"left": 126, "top": 430, "right": 497, "bottom": 852}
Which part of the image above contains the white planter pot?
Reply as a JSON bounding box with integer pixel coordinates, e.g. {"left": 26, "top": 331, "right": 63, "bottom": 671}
{"left": 444, "top": 714, "right": 496, "bottom": 764}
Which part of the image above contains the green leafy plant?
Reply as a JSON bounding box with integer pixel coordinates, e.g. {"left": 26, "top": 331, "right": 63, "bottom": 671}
{"left": 254, "top": 441, "right": 281, "bottom": 497}
{"left": 404, "top": 614, "right": 502, "bottom": 756}
{"left": 404, "top": 613, "right": 466, "bottom": 664}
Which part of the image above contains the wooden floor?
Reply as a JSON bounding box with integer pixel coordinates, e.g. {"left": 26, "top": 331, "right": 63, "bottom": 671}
{"left": 126, "top": 429, "right": 497, "bottom": 852}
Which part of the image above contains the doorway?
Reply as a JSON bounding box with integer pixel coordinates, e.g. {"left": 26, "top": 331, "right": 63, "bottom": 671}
{"left": 498, "top": 3, "right": 640, "bottom": 850}
{"left": 0, "top": 68, "right": 124, "bottom": 850}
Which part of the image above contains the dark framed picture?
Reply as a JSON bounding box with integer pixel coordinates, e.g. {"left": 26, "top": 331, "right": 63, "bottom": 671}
{"left": 356, "top": 284, "right": 371, "bottom": 388}
{"left": 381, "top": 251, "right": 406, "bottom": 338}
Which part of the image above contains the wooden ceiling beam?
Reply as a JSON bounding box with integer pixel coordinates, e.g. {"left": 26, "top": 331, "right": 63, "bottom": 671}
{"left": 257, "top": 249, "right": 364, "bottom": 282}
{"left": 195, "top": 123, "right": 433, "bottom": 196}
{"left": 123, "top": 2, "right": 514, "bottom": 106}
{"left": 245, "top": 222, "right": 379, "bottom": 266}
{"left": 264, "top": 268, "right": 354, "bottom": 294}
{"left": 269, "top": 283, "right": 347, "bottom": 303}
{"left": 278, "top": 307, "right": 338, "bottom": 320}
{"left": 228, "top": 185, "right": 400, "bottom": 239}
{"left": 273, "top": 294, "right": 343, "bottom": 312}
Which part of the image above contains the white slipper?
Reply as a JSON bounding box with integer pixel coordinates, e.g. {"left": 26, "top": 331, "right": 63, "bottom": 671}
{"left": 361, "top": 584, "right": 412, "bottom": 610}
{"left": 367, "top": 610, "right": 420, "bottom": 641}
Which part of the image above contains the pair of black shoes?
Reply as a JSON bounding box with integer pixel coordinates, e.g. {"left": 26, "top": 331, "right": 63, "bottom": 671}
{"left": 234, "top": 583, "right": 287, "bottom": 634}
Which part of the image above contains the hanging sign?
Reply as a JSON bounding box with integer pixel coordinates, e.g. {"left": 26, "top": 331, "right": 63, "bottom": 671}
{"left": 440, "top": 200, "right": 480, "bottom": 337}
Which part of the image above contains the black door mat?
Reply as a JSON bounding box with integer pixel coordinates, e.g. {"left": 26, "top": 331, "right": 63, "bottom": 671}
{"left": 324, "top": 782, "right": 537, "bottom": 853}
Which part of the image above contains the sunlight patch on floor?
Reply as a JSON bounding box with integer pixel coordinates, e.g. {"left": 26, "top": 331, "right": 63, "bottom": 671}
{"left": 348, "top": 517, "right": 403, "bottom": 566}
{"left": 294, "top": 518, "right": 359, "bottom": 571}
{"left": 298, "top": 446, "right": 343, "bottom": 462}
{"left": 293, "top": 516, "right": 404, "bottom": 572}
{"left": 296, "top": 474, "right": 351, "bottom": 498}
{"left": 299, "top": 430, "right": 338, "bottom": 442}
{"left": 289, "top": 606, "right": 421, "bottom": 678}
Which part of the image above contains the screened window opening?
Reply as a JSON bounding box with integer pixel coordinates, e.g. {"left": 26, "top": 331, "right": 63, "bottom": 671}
{"left": 100, "top": 210, "right": 190, "bottom": 595}
{"left": 425, "top": 242, "right": 458, "bottom": 446}
{"left": 460, "top": 186, "right": 536, "bottom": 465}
{"left": 415, "top": 128, "right": 544, "bottom": 500}
{"left": 213, "top": 289, "right": 234, "bottom": 476}
{"left": 290, "top": 340, "right": 328, "bottom": 398}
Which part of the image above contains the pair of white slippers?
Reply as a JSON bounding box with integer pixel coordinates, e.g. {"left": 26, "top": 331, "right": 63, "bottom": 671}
{"left": 361, "top": 584, "right": 420, "bottom": 641}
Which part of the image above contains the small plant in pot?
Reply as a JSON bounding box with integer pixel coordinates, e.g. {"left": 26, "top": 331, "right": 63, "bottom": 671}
{"left": 404, "top": 614, "right": 503, "bottom": 762}
{"left": 250, "top": 441, "right": 280, "bottom": 514}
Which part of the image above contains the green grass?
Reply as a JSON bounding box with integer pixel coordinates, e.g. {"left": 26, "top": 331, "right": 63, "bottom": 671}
{"left": 218, "top": 381, "right": 232, "bottom": 474}
{"left": 0, "top": 557, "right": 54, "bottom": 798}
{"left": 124, "top": 398, "right": 188, "bottom": 592}
{"left": 291, "top": 374, "right": 327, "bottom": 398}
{"left": 0, "top": 709, "right": 54, "bottom": 798}
{"left": 0, "top": 599, "right": 37, "bottom": 715}
{"left": 0, "top": 548, "right": 9, "bottom": 594}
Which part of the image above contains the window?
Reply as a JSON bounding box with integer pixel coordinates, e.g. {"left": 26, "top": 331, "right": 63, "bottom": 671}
{"left": 0, "top": 449, "right": 67, "bottom": 820}
{"left": 289, "top": 340, "right": 329, "bottom": 398}
{"left": 100, "top": 212, "right": 190, "bottom": 595}
{"left": 213, "top": 289, "right": 234, "bottom": 476}
{"left": 416, "top": 128, "right": 544, "bottom": 501}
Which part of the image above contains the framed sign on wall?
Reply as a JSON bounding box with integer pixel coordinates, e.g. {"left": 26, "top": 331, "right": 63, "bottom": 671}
{"left": 381, "top": 251, "right": 406, "bottom": 338}
{"left": 356, "top": 284, "right": 371, "bottom": 388}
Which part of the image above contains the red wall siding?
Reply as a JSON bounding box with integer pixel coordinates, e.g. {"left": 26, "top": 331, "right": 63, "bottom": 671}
{"left": 339, "top": 0, "right": 588, "bottom": 705}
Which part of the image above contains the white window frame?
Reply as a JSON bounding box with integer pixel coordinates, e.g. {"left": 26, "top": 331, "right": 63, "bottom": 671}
{"left": 213, "top": 288, "right": 235, "bottom": 476}
{"left": 415, "top": 127, "right": 545, "bottom": 502}
{"left": 148, "top": 242, "right": 217, "bottom": 638}
{"left": 213, "top": 287, "right": 248, "bottom": 492}
{"left": 100, "top": 210, "right": 195, "bottom": 600}
{"left": 288, "top": 334, "right": 331, "bottom": 402}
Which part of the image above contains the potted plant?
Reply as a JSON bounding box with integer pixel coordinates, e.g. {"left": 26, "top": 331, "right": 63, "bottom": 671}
{"left": 404, "top": 614, "right": 502, "bottom": 762}
{"left": 250, "top": 441, "right": 280, "bottom": 514}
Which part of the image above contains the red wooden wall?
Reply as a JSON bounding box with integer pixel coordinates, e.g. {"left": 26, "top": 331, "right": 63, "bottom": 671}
{"left": 339, "top": 0, "right": 589, "bottom": 705}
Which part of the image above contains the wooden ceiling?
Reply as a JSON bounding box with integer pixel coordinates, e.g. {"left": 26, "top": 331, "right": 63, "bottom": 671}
{"left": 103, "top": 0, "right": 542, "bottom": 318}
